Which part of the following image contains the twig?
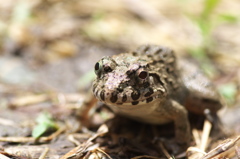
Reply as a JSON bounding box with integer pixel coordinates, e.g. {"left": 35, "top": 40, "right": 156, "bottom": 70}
{"left": 0, "top": 154, "right": 10, "bottom": 159}
{"left": 0, "top": 126, "right": 66, "bottom": 143}
{"left": 159, "top": 142, "right": 173, "bottom": 159}
{"left": 38, "top": 147, "right": 49, "bottom": 159}
{"left": 200, "top": 120, "right": 212, "bottom": 151}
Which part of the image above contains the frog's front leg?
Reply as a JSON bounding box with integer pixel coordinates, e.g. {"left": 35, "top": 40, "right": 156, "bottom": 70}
{"left": 158, "top": 99, "right": 191, "bottom": 145}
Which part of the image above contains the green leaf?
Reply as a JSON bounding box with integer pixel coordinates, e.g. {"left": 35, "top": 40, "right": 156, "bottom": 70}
{"left": 218, "top": 14, "right": 239, "bottom": 23}
{"left": 32, "top": 124, "right": 49, "bottom": 138}
{"left": 202, "top": 0, "right": 221, "bottom": 18}
{"left": 196, "top": 19, "right": 212, "bottom": 37}
{"left": 218, "top": 83, "right": 237, "bottom": 104}
{"left": 32, "top": 112, "right": 58, "bottom": 138}
{"left": 189, "top": 47, "right": 207, "bottom": 60}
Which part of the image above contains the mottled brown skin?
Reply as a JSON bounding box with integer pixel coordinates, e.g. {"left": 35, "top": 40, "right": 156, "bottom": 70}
{"left": 92, "top": 45, "right": 222, "bottom": 147}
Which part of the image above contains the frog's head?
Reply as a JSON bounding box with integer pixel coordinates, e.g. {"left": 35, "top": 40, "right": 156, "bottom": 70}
{"left": 92, "top": 52, "right": 167, "bottom": 106}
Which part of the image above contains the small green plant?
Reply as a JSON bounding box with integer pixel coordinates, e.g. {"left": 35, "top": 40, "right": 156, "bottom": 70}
{"left": 182, "top": 0, "right": 238, "bottom": 104}
{"left": 188, "top": 0, "right": 238, "bottom": 77}
{"left": 32, "top": 112, "right": 58, "bottom": 138}
{"left": 218, "top": 83, "right": 237, "bottom": 105}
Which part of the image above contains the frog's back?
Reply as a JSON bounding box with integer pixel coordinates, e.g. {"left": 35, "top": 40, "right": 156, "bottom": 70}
{"left": 135, "top": 45, "right": 223, "bottom": 115}
{"left": 179, "top": 60, "right": 223, "bottom": 114}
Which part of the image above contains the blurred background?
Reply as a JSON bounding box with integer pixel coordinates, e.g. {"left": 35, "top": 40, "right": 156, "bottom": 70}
{"left": 0, "top": 0, "right": 239, "bottom": 93}
{"left": 0, "top": 0, "right": 239, "bottom": 124}
{"left": 0, "top": 0, "right": 239, "bottom": 157}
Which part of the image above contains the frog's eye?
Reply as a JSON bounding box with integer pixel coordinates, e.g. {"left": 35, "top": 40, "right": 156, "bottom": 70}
{"left": 137, "top": 68, "right": 149, "bottom": 81}
{"left": 94, "top": 62, "right": 102, "bottom": 76}
{"left": 138, "top": 71, "right": 148, "bottom": 79}
{"left": 102, "top": 57, "right": 116, "bottom": 73}
{"left": 95, "top": 62, "right": 100, "bottom": 71}
{"left": 104, "top": 66, "right": 113, "bottom": 72}
{"left": 95, "top": 57, "right": 117, "bottom": 77}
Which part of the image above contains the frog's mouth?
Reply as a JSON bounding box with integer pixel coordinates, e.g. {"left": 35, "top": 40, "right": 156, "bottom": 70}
{"left": 96, "top": 94, "right": 158, "bottom": 106}
{"left": 114, "top": 95, "right": 159, "bottom": 106}
{"left": 93, "top": 86, "right": 165, "bottom": 106}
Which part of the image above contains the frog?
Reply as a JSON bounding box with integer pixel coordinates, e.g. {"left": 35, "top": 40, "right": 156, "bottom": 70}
{"left": 92, "top": 45, "right": 223, "bottom": 149}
